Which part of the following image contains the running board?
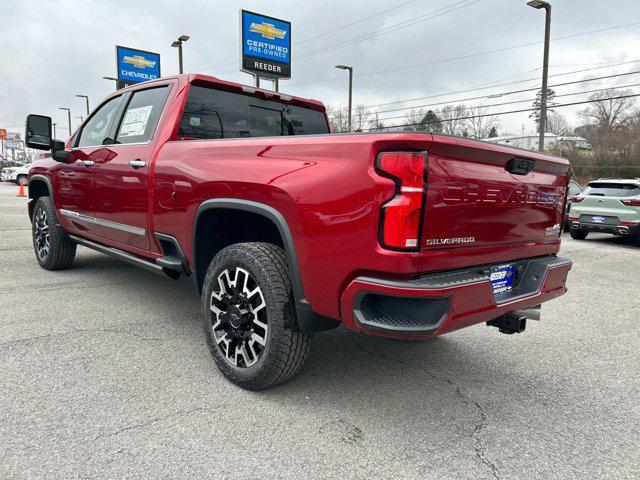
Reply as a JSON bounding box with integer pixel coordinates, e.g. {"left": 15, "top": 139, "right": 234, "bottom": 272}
{"left": 67, "top": 235, "right": 164, "bottom": 276}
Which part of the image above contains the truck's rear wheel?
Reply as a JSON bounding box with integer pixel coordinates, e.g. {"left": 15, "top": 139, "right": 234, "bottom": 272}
{"left": 31, "top": 196, "right": 76, "bottom": 270}
{"left": 202, "top": 242, "right": 311, "bottom": 390}
{"left": 569, "top": 229, "right": 588, "bottom": 240}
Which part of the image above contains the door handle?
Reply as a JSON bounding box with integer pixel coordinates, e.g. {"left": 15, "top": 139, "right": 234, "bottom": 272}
{"left": 82, "top": 160, "right": 94, "bottom": 167}
{"left": 129, "top": 159, "right": 146, "bottom": 168}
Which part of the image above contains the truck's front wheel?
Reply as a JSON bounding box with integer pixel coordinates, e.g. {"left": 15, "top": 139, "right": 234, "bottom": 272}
{"left": 202, "top": 243, "right": 311, "bottom": 390}
{"left": 31, "top": 196, "right": 76, "bottom": 270}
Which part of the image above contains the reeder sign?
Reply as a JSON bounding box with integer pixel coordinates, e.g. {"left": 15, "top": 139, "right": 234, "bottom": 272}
{"left": 116, "top": 45, "right": 161, "bottom": 89}
{"left": 240, "top": 10, "right": 291, "bottom": 79}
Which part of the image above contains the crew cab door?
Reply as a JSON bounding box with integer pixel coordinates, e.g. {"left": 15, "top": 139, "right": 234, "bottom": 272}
{"left": 92, "top": 85, "right": 171, "bottom": 250}
{"left": 56, "top": 95, "right": 123, "bottom": 237}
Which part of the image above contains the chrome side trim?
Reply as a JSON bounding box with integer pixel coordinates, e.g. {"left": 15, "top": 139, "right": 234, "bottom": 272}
{"left": 58, "top": 209, "right": 145, "bottom": 236}
{"left": 59, "top": 209, "right": 94, "bottom": 223}
{"left": 95, "top": 217, "right": 146, "bottom": 236}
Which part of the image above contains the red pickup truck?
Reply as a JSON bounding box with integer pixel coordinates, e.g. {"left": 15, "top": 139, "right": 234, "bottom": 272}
{"left": 25, "top": 74, "right": 572, "bottom": 389}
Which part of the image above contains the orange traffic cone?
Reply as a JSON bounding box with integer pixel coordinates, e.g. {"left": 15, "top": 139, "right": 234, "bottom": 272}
{"left": 17, "top": 181, "right": 26, "bottom": 197}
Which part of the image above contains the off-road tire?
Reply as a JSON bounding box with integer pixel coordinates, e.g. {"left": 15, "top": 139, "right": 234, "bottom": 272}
{"left": 32, "top": 196, "right": 76, "bottom": 270}
{"left": 202, "top": 242, "right": 312, "bottom": 390}
{"left": 569, "top": 229, "right": 588, "bottom": 240}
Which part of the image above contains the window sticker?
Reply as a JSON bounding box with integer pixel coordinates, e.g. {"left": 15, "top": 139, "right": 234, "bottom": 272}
{"left": 119, "top": 105, "right": 153, "bottom": 137}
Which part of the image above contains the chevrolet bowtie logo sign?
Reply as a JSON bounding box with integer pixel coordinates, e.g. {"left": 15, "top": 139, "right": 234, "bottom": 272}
{"left": 249, "top": 22, "right": 287, "bottom": 40}
{"left": 122, "top": 55, "right": 157, "bottom": 69}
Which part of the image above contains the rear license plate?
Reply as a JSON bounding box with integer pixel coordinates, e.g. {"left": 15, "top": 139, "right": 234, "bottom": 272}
{"left": 490, "top": 264, "right": 515, "bottom": 294}
{"left": 591, "top": 216, "right": 606, "bottom": 224}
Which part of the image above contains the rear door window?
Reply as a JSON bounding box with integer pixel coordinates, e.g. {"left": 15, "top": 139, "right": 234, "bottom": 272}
{"left": 584, "top": 182, "right": 640, "bottom": 197}
{"left": 178, "top": 85, "right": 329, "bottom": 139}
{"left": 115, "top": 86, "right": 170, "bottom": 144}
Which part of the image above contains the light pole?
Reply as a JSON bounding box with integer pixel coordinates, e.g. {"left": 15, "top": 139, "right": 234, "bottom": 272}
{"left": 103, "top": 76, "right": 118, "bottom": 90}
{"left": 76, "top": 94, "right": 90, "bottom": 116}
{"left": 335, "top": 65, "right": 353, "bottom": 132}
{"left": 527, "top": 0, "right": 551, "bottom": 151}
{"left": 59, "top": 108, "right": 72, "bottom": 137}
{"left": 171, "top": 35, "right": 190, "bottom": 74}
{"left": 52, "top": 123, "right": 57, "bottom": 139}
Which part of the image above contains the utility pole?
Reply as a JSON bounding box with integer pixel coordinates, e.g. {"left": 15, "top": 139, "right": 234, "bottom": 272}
{"left": 527, "top": 0, "right": 552, "bottom": 151}
{"left": 53, "top": 123, "right": 57, "bottom": 138}
{"left": 335, "top": 65, "right": 353, "bottom": 132}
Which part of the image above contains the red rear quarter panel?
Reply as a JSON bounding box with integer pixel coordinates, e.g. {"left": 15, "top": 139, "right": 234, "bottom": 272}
{"left": 152, "top": 134, "right": 433, "bottom": 319}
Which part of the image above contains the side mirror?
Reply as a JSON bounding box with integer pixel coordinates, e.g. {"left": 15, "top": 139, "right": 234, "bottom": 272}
{"left": 25, "top": 114, "right": 52, "bottom": 150}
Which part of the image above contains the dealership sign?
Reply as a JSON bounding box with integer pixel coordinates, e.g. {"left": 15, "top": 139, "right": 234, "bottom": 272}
{"left": 116, "top": 45, "right": 161, "bottom": 89}
{"left": 4, "top": 132, "right": 22, "bottom": 150}
{"left": 240, "top": 10, "right": 291, "bottom": 79}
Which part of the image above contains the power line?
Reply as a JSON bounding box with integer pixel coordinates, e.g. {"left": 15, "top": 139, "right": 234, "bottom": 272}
{"left": 294, "top": 0, "right": 482, "bottom": 60}
{"left": 364, "top": 59, "right": 640, "bottom": 109}
{"left": 367, "top": 68, "right": 640, "bottom": 116}
{"left": 372, "top": 82, "right": 640, "bottom": 123}
{"left": 288, "top": 21, "right": 640, "bottom": 87}
{"left": 364, "top": 93, "right": 640, "bottom": 131}
{"left": 295, "top": 0, "right": 417, "bottom": 46}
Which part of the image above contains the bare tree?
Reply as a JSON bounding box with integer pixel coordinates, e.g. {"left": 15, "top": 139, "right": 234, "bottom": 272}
{"left": 438, "top": 104, "right": 468, "bottom": 136}
{"left": 464, "top": 105, "right": 499, "bottom": 139}
{"left": 326, "top": 105, "right": 348, "bottom": 133}
{"left": 579, "top": 88, "right": 637, "bottom": 131}
{"left": 546, "top": 111, "right": 571, "bottom": 136}
{"left": 352, "top": 104, "right": 373, "bottom": 132}
{"left": 402, "top": 108, "right": 427, "bottom": 131}
{"left": 370, "top": 112, "right": 386, "bottom": 131}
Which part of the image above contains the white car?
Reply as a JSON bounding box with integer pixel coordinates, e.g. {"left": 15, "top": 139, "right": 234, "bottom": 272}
{"left": 1, "top": 163, "right": 32, "bottom": 184}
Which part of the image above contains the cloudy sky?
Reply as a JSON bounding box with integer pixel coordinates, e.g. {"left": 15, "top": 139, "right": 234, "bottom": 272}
{"left": 2, "top": 0, "right": 640, "bottom": 138}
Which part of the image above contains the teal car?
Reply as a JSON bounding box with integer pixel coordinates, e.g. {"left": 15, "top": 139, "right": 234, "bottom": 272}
{"left": 568, "top": 178, "right": 640, "bottom": 244}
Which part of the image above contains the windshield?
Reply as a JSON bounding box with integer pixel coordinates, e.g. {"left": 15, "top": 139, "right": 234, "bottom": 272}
{"left": 583, "top": 182, "right": 640, "bottom": 197}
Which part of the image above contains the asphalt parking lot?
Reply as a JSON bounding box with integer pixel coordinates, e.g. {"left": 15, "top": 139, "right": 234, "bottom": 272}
{"left": 0, "top": 181, "right": 638, "bottom": 479}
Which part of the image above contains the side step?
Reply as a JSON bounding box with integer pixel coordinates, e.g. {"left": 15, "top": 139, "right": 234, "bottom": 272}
{"left": 156, "top": 255, "right": 183, "bottom": 271}
{"left": 68, "top": 235, "right": 164, "bottom": 276}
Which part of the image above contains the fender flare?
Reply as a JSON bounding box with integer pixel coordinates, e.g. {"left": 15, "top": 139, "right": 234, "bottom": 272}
{"left": 27, "top": 174, "right": 54, "bottom": 218}
{"left": 192, "top": 198, "right": 306, "bottom": 303}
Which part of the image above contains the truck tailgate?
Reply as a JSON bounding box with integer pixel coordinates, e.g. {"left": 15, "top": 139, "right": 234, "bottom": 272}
{"left": 421, "top": 135, "right": 570, "bottom": 252}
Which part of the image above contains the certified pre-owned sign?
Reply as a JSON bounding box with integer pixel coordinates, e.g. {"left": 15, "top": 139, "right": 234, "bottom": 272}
{"left": 240, "top": 10, "right": 291, "bottom": 79}
{"left": 116, "top": 45, "right": 161, "bottom": 89}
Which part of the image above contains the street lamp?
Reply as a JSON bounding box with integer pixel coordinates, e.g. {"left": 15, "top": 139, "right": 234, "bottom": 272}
{"left": 103, "top": 76, "right": 119, "bottom": 90}
{"left": 59, "top": 108, "right": 72, "bottom": 137}
{"left": 527, "top": 0, "right": 551, "bottom": 151}
{"left": 171, "top": 35, "right": 190, "bottom": 74}
{"left": 335, "top": 65, "right": 353, "bottom": 132}
{"left": 76, "top": 94, "right": 90, "bottom": 116}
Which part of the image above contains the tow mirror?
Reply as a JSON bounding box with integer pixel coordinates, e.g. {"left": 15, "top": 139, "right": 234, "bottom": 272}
{"left": 25, "top": 114, "right": 52, "bottom": 150}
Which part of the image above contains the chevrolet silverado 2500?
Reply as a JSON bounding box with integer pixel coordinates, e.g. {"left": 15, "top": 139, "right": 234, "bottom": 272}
{"left": 24, "top": 74, "right": 572, "bottom": 389}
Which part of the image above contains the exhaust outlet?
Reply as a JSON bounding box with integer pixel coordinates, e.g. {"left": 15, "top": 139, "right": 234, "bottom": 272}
{"left": 511, "top": 305, "right": 541, "bottom": 321}
{"left": 571, "top": 224, "right": 579, "bottom": 230}
{"left": 617, "top": 226, "right": 629, "bottom": 235}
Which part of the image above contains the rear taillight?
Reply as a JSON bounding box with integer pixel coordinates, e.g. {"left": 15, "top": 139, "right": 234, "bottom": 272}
{"left": 621, "top": 199, "right": 640, "bottom": 207}
{"left": 377, "top": 152, "right": 426, "bottom": 250}
{"left": 571, "top": 196, "right": 584, "bottom": 203}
